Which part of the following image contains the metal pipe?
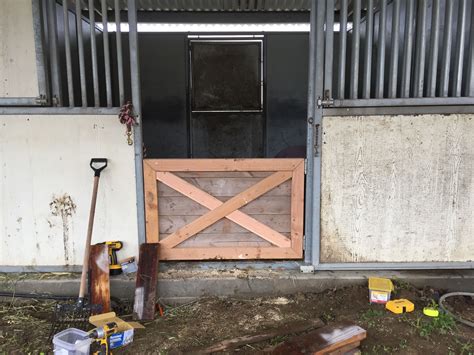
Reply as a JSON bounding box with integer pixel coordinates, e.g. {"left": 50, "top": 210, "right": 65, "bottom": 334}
{"left": 47, "top": 0, "right": 62, "bottom": 106}
{"left": 452, "top": 0, "right": 468, "bottom": 97}
{"left": 467, "top": 5, "right": 474, "bottom": 97}
{"left": 333, "top": 97, "right": 474, "bottom": 107}
{"left": 426, "top": 0, "right": 441, "bottom": 97}
{"left": 375, "top": 0, "right": 387, "bottom": 98}
{"left": 439, "top": 0, "right": 455, "bottom": 97}
{"left": 413, "top": 0, "right": 428, "bottom": 97}
{"left": 62, "top": 0, "right": 74, "bottom": 107}
{"left": 311, "top": 0, "right": 326, "bottom": 269}
{"left": 401, "top": 0, "right": 415, "bottom": 98}
{"left": 350, "top": 0, "right": 361, "bottom": 99}
{"left": 388, "top": 0, "right": 400, "bottom": 98}
{"left": 304, "top": 0, "right": 317, "bottom": 265}
{"left": 76, "top": 0, "right": 87, "bottom": 106}
{"left": 324, "top": 0, "right": 334, "bottom": 98}
{"left": 101, "top": 0, "right": 112, "bottom": 107}
{"left": 337, "top": 0, "right": 348, "bottom": 99}
{"left": 128, "top": 0, "right": 146, "bottom": 245}
{"left": 363, "top": 0, "right": 374, "bottom": 99}
{"left": 115, "top": 0, "right": 125, "bottom": 105}
{"left": 89, "top": 0, "right": 100, "bottom": 107}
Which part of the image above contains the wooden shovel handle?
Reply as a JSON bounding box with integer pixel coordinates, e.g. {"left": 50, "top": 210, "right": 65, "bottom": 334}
{"left": 79, "top": 175, "right": 100, "bottom": 299}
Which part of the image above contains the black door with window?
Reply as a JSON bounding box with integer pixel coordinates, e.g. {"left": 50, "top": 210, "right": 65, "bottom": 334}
{"left": 189, "top": 39, "right": 264, "bottom": 158}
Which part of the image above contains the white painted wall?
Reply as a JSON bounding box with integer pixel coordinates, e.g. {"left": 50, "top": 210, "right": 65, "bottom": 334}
{"left": 321, "top": 114, "right": 474, "bottom": 263}
{"left": 0, "top": 115, "right": 138, "bottom": 267}
{"left": 0, "top": 0, "right": 39, "bottom": 98}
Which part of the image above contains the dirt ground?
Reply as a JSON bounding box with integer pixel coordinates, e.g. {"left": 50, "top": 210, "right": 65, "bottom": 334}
{"left": 0, "top": 281, "right": 473, "bottom": 354}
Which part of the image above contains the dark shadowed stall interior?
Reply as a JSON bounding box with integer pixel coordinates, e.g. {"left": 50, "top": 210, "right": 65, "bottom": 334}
{"left": 130, "top": 32, "right": 309, "bottom": 158}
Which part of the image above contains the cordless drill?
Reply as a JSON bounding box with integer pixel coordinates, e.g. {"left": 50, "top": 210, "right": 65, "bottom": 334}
{"left": 89, "top": 321, "right": 118, "bottom": 355}
{"left": 99, "top": 241, "right": 123, "bottom": 275}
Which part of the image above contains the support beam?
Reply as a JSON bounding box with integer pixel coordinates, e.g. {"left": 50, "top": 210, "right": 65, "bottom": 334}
{"left": 128, "top": 0, "right": 146, "bottom": 246}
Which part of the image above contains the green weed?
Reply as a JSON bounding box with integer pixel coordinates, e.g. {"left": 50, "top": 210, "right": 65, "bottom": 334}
{"left": 405, "top": 312, "right": 456, "bottom": 338}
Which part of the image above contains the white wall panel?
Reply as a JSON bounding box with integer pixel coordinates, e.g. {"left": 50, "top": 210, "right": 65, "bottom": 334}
{"left": 0, "top": 115, "right": 138, "bottom": 266}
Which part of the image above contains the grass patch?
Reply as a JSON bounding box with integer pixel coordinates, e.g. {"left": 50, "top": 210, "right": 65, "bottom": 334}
{"left": 405, "top": 312, "right": 456, "bottom": 338}
{"left": 359, "top": 308, "right": 385, "bottom": 328}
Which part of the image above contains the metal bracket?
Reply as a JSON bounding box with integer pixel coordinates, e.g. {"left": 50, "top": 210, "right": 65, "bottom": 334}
{"left": 317, "top": 97, "right": 335, "bottom": 108}
{"left": 35, "top": 95, "right": 48, "bottom": 106}
{"left": 304, "top": 159, "right": 307, "bottom": 174}
{"left": 300, "top": 265, "right": 315, "bottom": 273}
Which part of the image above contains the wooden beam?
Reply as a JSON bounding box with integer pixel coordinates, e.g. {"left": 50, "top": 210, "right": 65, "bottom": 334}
{"left": 268, "top": 322, "right": 366, "bottom": 354}
{"left": 159, "top": 246, "right": 300, "bottom": 260}
{"left": 160, "top": 171, "right": 293, "bottom": 248}
{"left": 89, "top": 244, "right": 110, "bottom": 313}
{"left": 195, "top": 319, "right": 324, "bottom": 353}
{"left": 156, "top": 171, "right": 291, "bottom": 248}
{"left": 145, "top": 159, "right": 303, "bottom": 172}
{"left": 143, "top": 161, "right": 159, "bottom": 243}
{"left": 290, "top": 161, "right": 305, "bottom": 256}
{"left": 133, "top": 243, "right": 159, "bottom": 321}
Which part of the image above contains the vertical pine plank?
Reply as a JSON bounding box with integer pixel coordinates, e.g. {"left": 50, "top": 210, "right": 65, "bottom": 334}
{"left": 290, "top": 161, "right": 305, "bottom": 257}
{"left": 143, "top": 161, "right": 159, "bottom": 243}
{"left": 89, "top": 243, "right": 110, "bottom": 313}
{"left": 133, "top": 243, "right": 159, "bottom": 320}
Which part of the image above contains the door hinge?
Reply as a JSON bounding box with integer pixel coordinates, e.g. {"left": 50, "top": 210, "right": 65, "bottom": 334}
{"left": 304, "top": 159, "right": 307, "bottom": 175}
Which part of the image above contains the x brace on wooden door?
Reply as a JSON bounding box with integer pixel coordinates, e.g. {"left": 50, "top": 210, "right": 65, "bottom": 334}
{"left": 143, "top": 159, "right": 305, "bottom": 260}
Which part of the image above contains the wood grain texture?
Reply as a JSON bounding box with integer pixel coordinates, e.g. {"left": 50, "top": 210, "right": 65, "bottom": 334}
{"left": 321, "top": 114, "right": 474, "bottom": 263}
{"left": 290, "top": 161, "right": 305, "bottom": 257}
{"left": 160, "top": 171, "right": 293, "bottom": 248}
{"left": 89, "top": 244, "right": 110, "bottom": 313}
{"left": 159, "top": 178, "right": 291, "bottom": 197}
{"left": 144, "top": 160, "right": 159, "bottom": 243}
{"left": 133, "top": 243, "right": 159, "bottom": 320}
{"left": 159, "top": 246, "right": 300, "bottom": 260}
{"left": 159, "top": 215, "right": 291, "bottom": 234}
{"left": 157, "top": 171, "right": 291, "bottom": 247}
{"left": 269, "top": 322, "right": 366, "bottom": 354}
{"left": 146, "top": 158, "right": 303, "bottom": 172}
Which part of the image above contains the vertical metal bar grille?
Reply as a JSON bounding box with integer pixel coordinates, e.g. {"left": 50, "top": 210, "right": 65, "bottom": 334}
{"left": 413, "top": 0, "right": 428, "bottom": 97}
{"left": 388, "top": 0, "right": 400, "bottom": 98}
{"left": 324, "top": 0, "right": 334, "bottom": 98}
{"left": 363, "top": 0, "right": 374, "bottom": 99}
{"left": 375, "top": 0, "right": 387, "bottom": 98}
{"left": 89, "top": 0, "right": 100, "bottom": 107}
{"left": 467, "top": 4, "right": 474, "bottom": 97}
{"left": 102, "top": 0, "right": 113, "bottom": 107}
{"left": 47, "top": 0, "right": 62, "bottom": 106}
{"left": 62, "top": 0, "right": 74, "bottom": 107}
{"left": 75, "top": 0, "right": 87, "bottom": 107}
{"left": 115, "top": 0, "right": 125, "bottom": 105}
{"left": 337, "top": 0, "right": 348, "bottom": 99}
{"left": 401, "top": 0, "right": 415, "bottom": 98}
{"left": 426, "top": 0, "right": 441, "bottom": 97}
{"left": 452, "top": 0, "right": 468, "bottom": 97}
{"left": 350, "top": 0, "right": 361, "bottom": 99}
{"left": 439, "top": 0, "right": 455, "bottom": 97}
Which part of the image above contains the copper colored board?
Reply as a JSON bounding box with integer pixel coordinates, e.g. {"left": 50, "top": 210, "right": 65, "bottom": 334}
{"left": 133, "top": 243, "right": 159, "bottom": 320}
{"left": 89, "top": 244, "right": 110, "bottom": 313}
{"left": 269, "top": 322, "right": 366, "bottom": 355}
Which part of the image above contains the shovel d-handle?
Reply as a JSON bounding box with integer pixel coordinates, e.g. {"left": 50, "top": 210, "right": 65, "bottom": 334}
{"left": 90, "top": 158, "right": 108, "bottom": 177}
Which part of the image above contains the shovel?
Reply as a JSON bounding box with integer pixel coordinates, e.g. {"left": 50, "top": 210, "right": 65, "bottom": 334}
{"left": 50, "top": 158, "right": 108, "bottom": 336}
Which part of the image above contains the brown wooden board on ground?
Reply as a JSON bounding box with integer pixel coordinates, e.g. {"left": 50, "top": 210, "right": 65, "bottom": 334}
{"left": 88, "top": 243, "right": 110, "bottom": 313}
{"left": 143, "top": 159, "right": 305, "bottom": 260}
{"left": 265, "top": 322, "right": 366, "bottom": 354}
{"left": 133, "top": 243, "right": 159, "bottom": 321}
{"left": 194, "top": 318, "right": 324, "bottom": 354}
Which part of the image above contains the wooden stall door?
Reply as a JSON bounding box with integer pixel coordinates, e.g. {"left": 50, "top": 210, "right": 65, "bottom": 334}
{"left": 143, "top": 159, "right": 305, "bottom": 260}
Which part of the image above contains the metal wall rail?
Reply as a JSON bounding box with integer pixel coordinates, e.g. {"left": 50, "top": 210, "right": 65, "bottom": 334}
{"left": 327, "top": 0, "right": 474, "bottom": 106}
{"left": 43, "top": 0, "right": 126, "bottom": 108}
